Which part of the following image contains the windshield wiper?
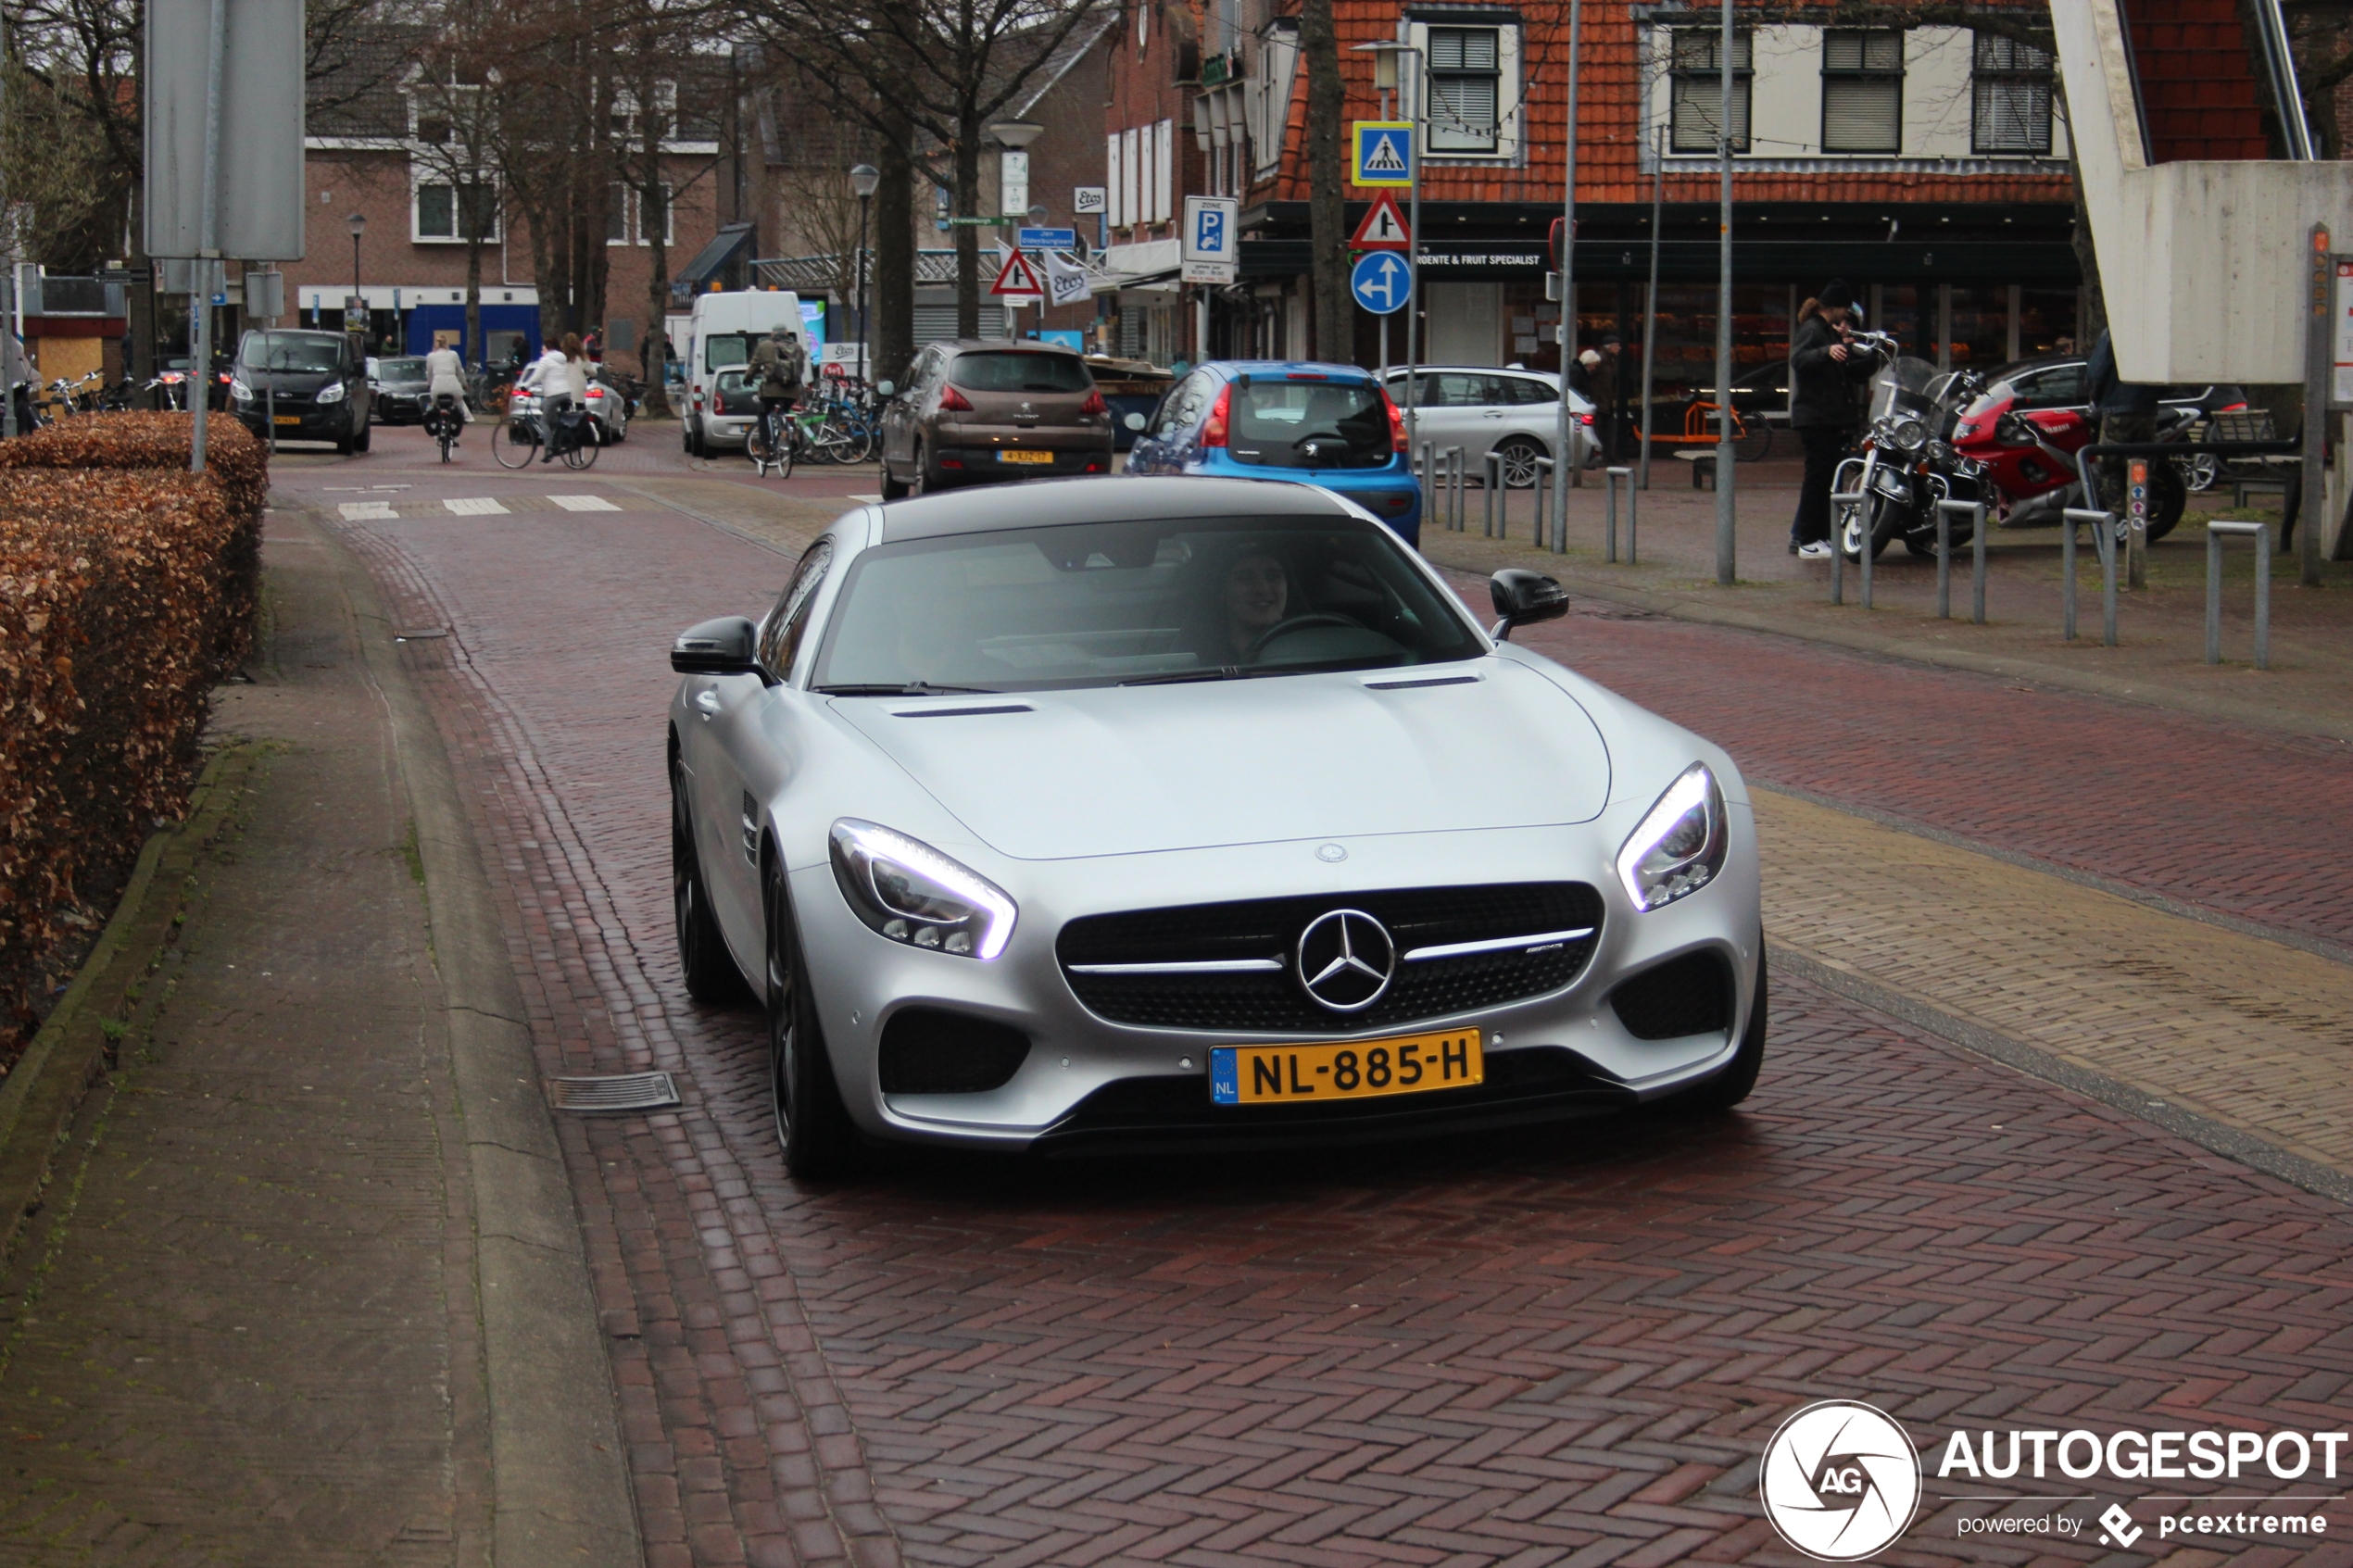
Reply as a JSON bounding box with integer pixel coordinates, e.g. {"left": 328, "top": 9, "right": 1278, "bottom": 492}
{"left": 1120, "top": 666, "right": 1298, "bottom": 686}
{"left": 814, "top": 682, "right": 1001, "bottom": 696}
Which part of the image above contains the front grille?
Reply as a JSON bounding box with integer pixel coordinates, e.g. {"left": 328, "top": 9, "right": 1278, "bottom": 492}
{"left": 878, "top": 1007, "right": 1030, "bottom": 1095}
{"left": 1058, "top": 882, "right": 1603, "bottom": 1034}
{"left": 1608, "top": 949, "right": 1733, "bottom": 1041}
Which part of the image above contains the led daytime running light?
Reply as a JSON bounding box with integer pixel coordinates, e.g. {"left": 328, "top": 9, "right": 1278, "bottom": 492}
{"left": 1615, "top": 764, "right": 1728, "bottom": 912}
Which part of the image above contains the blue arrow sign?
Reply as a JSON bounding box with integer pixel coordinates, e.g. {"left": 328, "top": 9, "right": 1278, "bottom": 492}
{"left": 1351, "top": 251, "right": 1411, "bottom": 315}
{"left": 1018, "top": 227, "right": 1076, "bottom": 250}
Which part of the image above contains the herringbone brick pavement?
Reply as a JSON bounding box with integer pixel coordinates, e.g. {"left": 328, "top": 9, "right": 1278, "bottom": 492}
{"left": 285, "top": 470, "right": 2353, "bottom": 1567}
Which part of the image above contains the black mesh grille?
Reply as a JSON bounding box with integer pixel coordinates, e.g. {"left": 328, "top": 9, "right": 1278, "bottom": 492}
{"left": 878, "top": 1008, "right": 1031, "bottom": 1094}
{"left": 1057, "top": 883, "right": 1603, "bottom": 1034}
{"left": 1608, "top": 950, "right": 1733, "bottom": 1041}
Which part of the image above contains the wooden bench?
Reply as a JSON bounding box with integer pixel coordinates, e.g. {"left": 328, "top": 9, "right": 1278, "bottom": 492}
{"left": 1676, "top": 449, "right": 1718, "bottom": 491}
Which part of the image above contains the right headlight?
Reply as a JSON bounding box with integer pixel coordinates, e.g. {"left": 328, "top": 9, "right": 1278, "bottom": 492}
{"left": 1615, "top": 764, "right": 1729, "bottom": 912}
{"left": 829, "top": 819, "right": 1017, "bottom": 960}
{"left": 229, "top": 377, "right": 253, "bottom": 402}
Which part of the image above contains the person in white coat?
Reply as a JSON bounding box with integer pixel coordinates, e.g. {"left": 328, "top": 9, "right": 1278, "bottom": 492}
{"left": 520, "top": 334, "right": 588, "bottom": 459}
{"left": 423, "top": 338, "right": 472, "bottom": 424}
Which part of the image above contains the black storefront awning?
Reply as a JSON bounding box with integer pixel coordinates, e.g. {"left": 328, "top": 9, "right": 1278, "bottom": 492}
{"left": 1241, "top": 237, "right": 2081, "bottom": 285}
{"left": 672, "top": 223, "right": 758, "bottom": 303}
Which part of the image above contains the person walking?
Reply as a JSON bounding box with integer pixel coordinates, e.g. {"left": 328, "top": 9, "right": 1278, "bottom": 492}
{"left": 1787, "top": 280, "right": 1879, "bottom": 559}
{"left": 1595, "top": 334, "right": 1624, "bottom": 461}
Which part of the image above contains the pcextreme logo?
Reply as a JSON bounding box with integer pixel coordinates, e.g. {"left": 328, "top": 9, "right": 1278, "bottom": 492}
{"left": 1759, "top": 1400, "right": 1923, "bottom": 1562}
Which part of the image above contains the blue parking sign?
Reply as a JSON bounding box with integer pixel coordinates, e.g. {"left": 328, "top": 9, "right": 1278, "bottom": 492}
{"left": 1351, "top": 251, "right": 1411, "bottom": 315}
{"left": 1195, "top": 205, "right": 1226, "bottom": 255}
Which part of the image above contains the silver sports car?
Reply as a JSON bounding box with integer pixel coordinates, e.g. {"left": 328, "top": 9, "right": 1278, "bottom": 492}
{"left": 669, "top": 476, "right": 1764, "bottom": 1176}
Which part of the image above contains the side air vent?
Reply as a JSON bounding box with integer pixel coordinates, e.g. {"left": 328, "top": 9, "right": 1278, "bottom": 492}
{"left": 1608, "top": 950, "right": 1734, "bottom": 1041}
{"left": 878, "top": 1008, "right": 1031, "bottom": 1095}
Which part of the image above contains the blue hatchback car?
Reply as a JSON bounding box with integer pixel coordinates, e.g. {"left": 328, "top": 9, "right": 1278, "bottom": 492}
{"left": 1124, "top": 361, "right": 1422, "bottom": 545}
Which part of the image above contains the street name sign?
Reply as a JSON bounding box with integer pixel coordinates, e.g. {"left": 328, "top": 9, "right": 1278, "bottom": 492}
{"left": 1351, "top": 192, "right": 1411, "bottom": 252}
{"left": 1019, "top": 227, "right": 1077, "bottom": 250}
{"left": 1352, "top": 122, "right": 1414, "bottom": 188}
{"left": 1351, "top": 251, "right": 1411, "bottom": 315}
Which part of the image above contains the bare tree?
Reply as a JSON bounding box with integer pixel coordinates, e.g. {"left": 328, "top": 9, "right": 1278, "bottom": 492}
{"left": 1300, "top": 0, "right": 1348, "bottom": 359}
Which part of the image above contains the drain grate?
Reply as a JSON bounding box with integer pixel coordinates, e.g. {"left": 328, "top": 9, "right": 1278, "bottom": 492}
{"left": 550, "top": 1072, "right": 680, "bottom": 1112}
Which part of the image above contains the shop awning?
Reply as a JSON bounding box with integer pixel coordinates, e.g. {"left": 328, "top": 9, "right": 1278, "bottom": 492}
{"left": 672, "top": 223, "right": 757, "bottom": 303}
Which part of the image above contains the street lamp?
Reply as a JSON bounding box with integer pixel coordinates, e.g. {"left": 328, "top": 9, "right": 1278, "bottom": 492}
{"left": 346, "top": 211, "right": 366, "bottom": 337}
{"left": 1354, "top": 40, "right": 1423, "bottom": 455}
{"left": 988, "top": 119, "right": 1042, "bottom": 218}
{"left": 849, "top": 163, "right": 878, "bottom": 378}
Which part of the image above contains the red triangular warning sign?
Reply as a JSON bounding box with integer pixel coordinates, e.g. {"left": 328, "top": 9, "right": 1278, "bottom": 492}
{"left": 990, "top": 249, "right": 1044, "bottom": 296}
{"left": 1351, "top": 193, "right": 1412, "bottom": 252}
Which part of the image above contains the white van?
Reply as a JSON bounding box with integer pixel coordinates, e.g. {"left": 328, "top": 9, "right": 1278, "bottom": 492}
{"left": 680, "top": 290, "right": 809, "bottom": 456}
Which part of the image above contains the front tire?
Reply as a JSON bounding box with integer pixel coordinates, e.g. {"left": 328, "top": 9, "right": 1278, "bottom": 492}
{"left": 1494, "top": 436, "right": 1546, "bottom": 490}
{"left": 673, "top": 766, "right": 748, "bottom": 1004}
{"left": 764, "top": 855, "right": 862, "bottom": 1179}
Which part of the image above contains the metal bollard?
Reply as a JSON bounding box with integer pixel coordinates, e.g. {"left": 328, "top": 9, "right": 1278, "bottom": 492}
{"left": 1933, "top": 498, "right": 1981, "bottom": 621}
{"left": 2059, "top": 508, "right": 2119, "bottom": 646}
{"left": 1829, "top": 488, "right": 1862, "bottom": 605}
{"left": 1604, "top": 467, "right": 1633, "bottom": 564}
{"left": 2204, "top": 520, "right": 2271, "bottom": 669}
{"left": 1967, "top": 499, "right": 1990, "bottom": 624}
{"left": 1483, "top": 451, "right": 1502, "bottom": 538}
{"left": 1419, "top": 443, "right": 1434, "bottom": 522}
{"left": 1530, "top": 457, "right": 1554, "bottom": 549}
{"left": 1446, "top": 446, "right": 1465, "bottom": 532}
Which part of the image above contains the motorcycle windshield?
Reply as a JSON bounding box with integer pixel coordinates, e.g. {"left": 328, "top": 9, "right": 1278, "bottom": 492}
{"left": 1869, "top": 357, "right": 1941, "bottom": 423}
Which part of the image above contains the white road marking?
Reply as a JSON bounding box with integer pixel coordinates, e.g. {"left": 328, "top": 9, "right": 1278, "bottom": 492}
{"left": 338, "top": 502, "right": 399, "bottom": 520}
{"left": 444, "top": 496, "right": 509, "bottom": 515}
{"left": 547, "top": 494, "right": 621, "bottom": 512}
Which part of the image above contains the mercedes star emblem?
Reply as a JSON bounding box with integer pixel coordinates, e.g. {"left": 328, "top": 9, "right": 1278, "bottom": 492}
{"left": 1296, "top": 909, "right": 1396, "bottom": 1012}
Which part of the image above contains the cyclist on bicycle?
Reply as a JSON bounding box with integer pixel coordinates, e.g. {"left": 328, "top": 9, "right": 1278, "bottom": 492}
{"left": 748, "top": 324, "right": 805, "bottom": 455}
{"left": 424, "top": 338, "right": 472, "bottom": 429}
{"left": 520, "top": 334, "right": 588, "bottom": 462}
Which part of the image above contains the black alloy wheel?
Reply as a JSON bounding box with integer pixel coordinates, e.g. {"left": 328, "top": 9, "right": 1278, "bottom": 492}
{"left": 763, "top": 853, "right": 862, "bottom": 1179}
{"left": 672, "top": 764, "right": 749, "bottom": 1004}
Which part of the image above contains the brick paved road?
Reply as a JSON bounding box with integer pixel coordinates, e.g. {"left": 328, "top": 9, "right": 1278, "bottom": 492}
{"left": 280, "top": 454, "right": 2353, "bottom": 1565}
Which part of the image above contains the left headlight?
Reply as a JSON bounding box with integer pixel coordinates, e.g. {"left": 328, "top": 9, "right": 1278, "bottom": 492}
{"left": 829, "top": 819, "right": 1016, "bottom": 960}
{"left": 315, "top": 381, "right": 347, "bottom": 404}
{"left": 1615, "top": 764, "right": 1729, "bottom": 912}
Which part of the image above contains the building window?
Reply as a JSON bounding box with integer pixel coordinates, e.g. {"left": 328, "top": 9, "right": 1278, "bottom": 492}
{"left": 609, "top": 184, "right": 631, "bottom": 245}
{"left": 1820, "top": 30, "right": 1904, "bottom": 154}
{"left": 1670, "top": 30, "right": 1750, "bottom": 154}
{"left": 415, "top": 180, "right": 497, "bottom": 242}
{"left": 1427, "top": 27, "right": 1500, "bottom": 153}
{"left": 1972, "top": 31, "right": 2054, "bottom": 153}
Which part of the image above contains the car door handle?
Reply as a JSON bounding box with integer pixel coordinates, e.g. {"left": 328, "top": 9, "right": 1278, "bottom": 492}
{"left": 694, "top": 689, "right": 722, "bottom": 718}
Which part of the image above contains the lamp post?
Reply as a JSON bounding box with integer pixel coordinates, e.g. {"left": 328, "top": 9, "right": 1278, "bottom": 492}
{"left": 346, "top": 211, "right": 366, "bottom": 340}
{"left": 849, "top": 163, "right": 878, "bottom": 379}
{"left": 1353, "top": 41, "right": 1424, "bottom": 457}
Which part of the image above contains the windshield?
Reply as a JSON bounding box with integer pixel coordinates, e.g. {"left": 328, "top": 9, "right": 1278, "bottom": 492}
{"left": 704, "top": 332, "right": 756, "bottom": 371}
{"left": 240, "top": 332, "right": 344, "bottom": 373}
{"left": 376, "top": 358, "right": 427, "bottom": 381}
{"left": 811, "top": 516, "right": 1481, "bottom": 694}
{"left": 948, "top": 352, "right": 1092, "bottom": 394}
{"left": 1228, "top": 380, "right": 1392, "bottom": 470}
{"left": 1869, "top": 356, "right": 1941, "bottom": 422}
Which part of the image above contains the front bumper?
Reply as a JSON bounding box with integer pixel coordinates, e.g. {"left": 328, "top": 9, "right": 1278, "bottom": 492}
{"left": 786, "top": 808, "right": 1761, "bottom": 1156}
{"left": 237, "top": 404, "right": 349, "bottom": 440}
{"left": 374, "top": 393, "right": 426, "bottom": 423}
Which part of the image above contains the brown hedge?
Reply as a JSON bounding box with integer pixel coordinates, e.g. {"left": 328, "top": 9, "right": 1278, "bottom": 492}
{"left": 0, "top": 414, "right": 267, "bottom": 675}
{"left": 0, "top": 416, "right": 267, "bottom": 1056}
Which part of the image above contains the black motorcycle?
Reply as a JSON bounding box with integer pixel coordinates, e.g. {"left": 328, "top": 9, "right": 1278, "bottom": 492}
{"left": 1834, "top": 337, "right": 1988, "bottom": 562}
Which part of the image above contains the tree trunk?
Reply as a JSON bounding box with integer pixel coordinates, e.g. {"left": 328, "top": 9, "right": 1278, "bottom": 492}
{"left": 1300, "top": 0, "right": 1350, "bottom": 361}
{"left": 464, "top": 235, "right": 484, "bottom": 365}
{"left": 875, "top": 107, "right": 917, "bottom": 386}
{"left": 954, "top": 104, "right": 983, "bottom": 336}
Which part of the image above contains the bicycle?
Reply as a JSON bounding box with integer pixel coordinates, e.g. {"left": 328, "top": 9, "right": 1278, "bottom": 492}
{"left": 491, "top": 406, "right": 540, "bottom": 468}
{"left": 747, "top": 399, "right": 795, "bottom": 479}
{"left": 423, "top": 395, "right": 464, "bottom": 463}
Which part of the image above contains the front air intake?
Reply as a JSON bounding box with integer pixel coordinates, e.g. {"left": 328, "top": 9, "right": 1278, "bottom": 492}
{"left": 877, "top": 1008, "right": 1031, "bottom": 1095}
{"left": 1608, "top": 950, "right": 1734, "bottom": 1041}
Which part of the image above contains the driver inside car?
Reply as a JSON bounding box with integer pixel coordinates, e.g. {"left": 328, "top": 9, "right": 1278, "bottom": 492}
{"left": 1220, "top": 551, "right": 1291, "bottom": 659}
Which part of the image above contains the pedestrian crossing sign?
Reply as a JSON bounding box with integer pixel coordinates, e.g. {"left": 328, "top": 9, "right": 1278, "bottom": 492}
{"left": 1353, "top": 121, "right": 1414, "bottom": 187}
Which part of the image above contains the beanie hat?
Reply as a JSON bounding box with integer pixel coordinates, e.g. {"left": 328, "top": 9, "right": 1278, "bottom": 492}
{"left": 1818, "top": 278, "right": 1855, "bottom": 312}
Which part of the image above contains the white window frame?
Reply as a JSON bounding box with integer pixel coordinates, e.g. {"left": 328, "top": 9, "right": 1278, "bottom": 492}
{"left": 1403, "top": 14, "right": 1523, "bottom": 163}
{"left": 1152, "top": 116, "right": 1174, "bottom": 220}
{"left": 1970, "top": 31, "right": 2054, "bottom": 155}
{"left": 1106, "top": 132, "right": 1126, "bottom": 227}
{"left": 1668, "top": 27, "right": 1752, "bottom": 155}
{"left": 409, "top": 163, "right": 500, "bottom": 245}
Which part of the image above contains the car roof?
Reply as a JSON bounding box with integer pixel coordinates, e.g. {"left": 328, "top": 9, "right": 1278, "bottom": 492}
{"left": 1383, "top": 364, "right": 1554, "bottom": 377}
{"left": 875, "top": 476, "right": 1354, "bottom": 543}
{"left": 1199, "top": 359, "right": 1377, "bottom": 383}
{"left": 937, "top": 338, "right": 1083, "bottom": 355}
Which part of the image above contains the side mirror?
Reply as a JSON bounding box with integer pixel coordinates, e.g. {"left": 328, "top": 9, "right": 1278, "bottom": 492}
{"left": 671, "top": 615, "right": 760, "bottom": 675}
{"left": 875, "top": 380, "right": 896, "bottom": 398}
{"left": 1123, "top": 411, "right": 1147, "bottom": 433}
{"left": 1488, "top": 569, "right": 1568, "bottom": 642}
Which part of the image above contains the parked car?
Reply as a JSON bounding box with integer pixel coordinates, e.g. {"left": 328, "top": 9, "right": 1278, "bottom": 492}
{"left": 878, "top": 339, "right": 1114, "bottom": 498}
{"left": 665, "top": 475, "right": 1764, "bottom": 1175}
{"left": 1380, "top": 367, "right": 1595, "bottom": 487}
{"left": 367, "top": 356, "right": 432, "bottom": 425}
{"left": 1083, "top": 354, "right": 1174, "bottom": 452}
{"left": 230, "top": 330, "right": 371, "bottom": 453}
{"left": 1126, "top": 361, "right": 1420, "bottom": 544}
{"left": 680, "top": 289, "right": 812, "bottom": 457}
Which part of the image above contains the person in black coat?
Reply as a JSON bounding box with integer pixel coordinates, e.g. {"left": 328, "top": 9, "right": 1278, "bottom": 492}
{"left": 1787, "top": 279, "right": 1881, "bottom": 558}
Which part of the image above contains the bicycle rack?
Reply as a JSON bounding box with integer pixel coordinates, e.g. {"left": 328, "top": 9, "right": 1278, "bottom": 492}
{"left": 1483, "top": 452, "right": 1504, "bottom": 538}
{"left": 1604, "top": 468, "right": 1634, "bottom": 563}
{"left": 2205, "top": 520, "right": 2271, "bottom": 669}
{"left": 2059, "top": 508, "right": 2119, "bottom": 646}
{"left": 1933, "top": 498, "right": 1988, "bottom": 622}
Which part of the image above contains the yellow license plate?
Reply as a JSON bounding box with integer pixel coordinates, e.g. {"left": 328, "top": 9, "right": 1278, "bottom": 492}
{"left": 273, "top": 415, "right": 303, "bottom": 425}
{"left": 1211, "top": 1029, "right": 1482, "bottom": 1106}
{"left": 998, "top": 449, "right": 1052, "bottom": 464}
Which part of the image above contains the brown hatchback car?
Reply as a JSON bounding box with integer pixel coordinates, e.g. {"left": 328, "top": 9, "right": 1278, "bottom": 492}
{"left": 878, "top": 340, "right": 1115, "bottom": 498}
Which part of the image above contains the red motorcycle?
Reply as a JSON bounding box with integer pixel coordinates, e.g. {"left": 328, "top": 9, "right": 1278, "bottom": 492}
{"left": 1950, "top": 374, "right": 2187, "bottom": 543}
